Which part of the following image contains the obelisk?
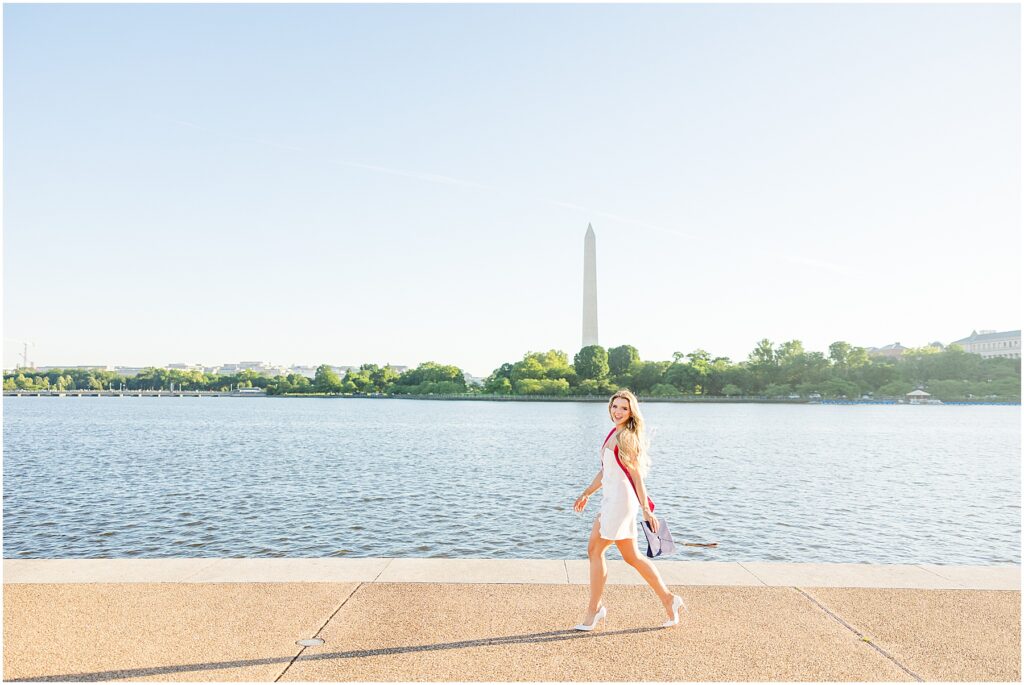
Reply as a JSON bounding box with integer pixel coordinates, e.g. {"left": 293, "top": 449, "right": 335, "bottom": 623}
{"left": 582, "top": 223, "right": 598, "bottom": 348}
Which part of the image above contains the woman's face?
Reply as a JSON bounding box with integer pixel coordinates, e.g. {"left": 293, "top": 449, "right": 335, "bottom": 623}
{"left": 610, "top": 397, "right": 631, "bottom": 425}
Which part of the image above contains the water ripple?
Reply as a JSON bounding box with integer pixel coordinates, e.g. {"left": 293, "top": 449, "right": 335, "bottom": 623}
{"left": 2, "top": 397, "right": 1020, "bottom": 564}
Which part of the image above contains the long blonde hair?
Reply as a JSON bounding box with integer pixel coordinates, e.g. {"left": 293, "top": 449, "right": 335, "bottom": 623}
{"left": 608, "top": 389, "right": 651, "bottom": 477}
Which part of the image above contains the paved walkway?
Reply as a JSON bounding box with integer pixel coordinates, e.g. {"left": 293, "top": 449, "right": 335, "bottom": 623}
{"left": 3, "top": 559, "right": 1020, "bottom": 682}
{"left": 4, "top": 558, "right": 1020, "bottom": 588}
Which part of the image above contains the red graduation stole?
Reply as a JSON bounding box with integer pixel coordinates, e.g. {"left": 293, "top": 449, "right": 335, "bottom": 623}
{"left": 602, "top": 427, "right": 655, "bottom": 513}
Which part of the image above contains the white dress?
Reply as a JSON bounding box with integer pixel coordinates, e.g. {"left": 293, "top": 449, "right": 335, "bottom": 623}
{"left": 599, "top": 443, "right": 639, "bottom": 541}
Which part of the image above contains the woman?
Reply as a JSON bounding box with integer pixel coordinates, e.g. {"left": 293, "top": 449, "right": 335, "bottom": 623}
{"left": 572, "top": 389, "right": 686, "bottom": 630}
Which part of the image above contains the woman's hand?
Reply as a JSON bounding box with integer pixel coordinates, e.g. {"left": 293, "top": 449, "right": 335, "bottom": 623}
{"left": 573, "top": 493, "right": 589, "bottom": 513}
{"left": 643, "top": 509, "right": 659, "bottom": 534}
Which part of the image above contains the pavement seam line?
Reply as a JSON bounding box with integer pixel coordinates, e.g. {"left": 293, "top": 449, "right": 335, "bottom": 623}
{"left": 793, "top": 586, "right": 924, "bottom": 682}
{"left": 179, "top": 558, "right": 222, "bottom": 583}
{"left": 274, "top": 582, "right": 364, "bottom": 682}
{"left": 735, "top": 561, "right": 769, "bottom": 586}
{"left": 371, "top": 559, "right": 392, "bottom": 583}
{"left": 914, "top": 564, "right": 967, "bottom": 588}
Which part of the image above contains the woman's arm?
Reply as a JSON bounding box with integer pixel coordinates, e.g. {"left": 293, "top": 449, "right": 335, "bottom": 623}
{"left": 623, "top": 463, "right": 653, "bottom": 516}
{"left": 573, "top": 471, "right": 603, "bottom": 512}
{"left": 619, "top": 442, "right": 659, "bottom": 533}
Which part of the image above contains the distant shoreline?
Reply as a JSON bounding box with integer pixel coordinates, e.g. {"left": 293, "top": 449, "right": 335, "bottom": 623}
{"left": 3, "top": 390, "right": 1019, "bottom": 405}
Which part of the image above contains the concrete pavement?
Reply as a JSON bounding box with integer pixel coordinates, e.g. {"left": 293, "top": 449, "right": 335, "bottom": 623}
{"left": 3, "top": 559, "right": 1020, "bottom": 682}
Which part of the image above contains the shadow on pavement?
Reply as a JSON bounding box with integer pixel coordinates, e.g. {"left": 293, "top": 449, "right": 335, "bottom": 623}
{"left": 9, "top": 625, "right": 664, "bottom": 682}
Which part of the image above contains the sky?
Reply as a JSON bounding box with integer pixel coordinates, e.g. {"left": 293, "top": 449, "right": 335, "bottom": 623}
{"left": 3, "top": 2, "right": 1020, "bottom": 378}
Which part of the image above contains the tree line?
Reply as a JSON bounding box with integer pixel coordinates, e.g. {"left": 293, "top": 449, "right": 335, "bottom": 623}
{"left": 483, "top": 341, "right": 1020, "bottom": 401}
{"left": 4, "top": 339, "right": 1020, "bottom": 401}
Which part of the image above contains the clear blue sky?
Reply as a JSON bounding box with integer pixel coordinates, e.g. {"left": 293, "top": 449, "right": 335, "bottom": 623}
{"left": 4, "top": 3, "right": 1020, "bottom": 377}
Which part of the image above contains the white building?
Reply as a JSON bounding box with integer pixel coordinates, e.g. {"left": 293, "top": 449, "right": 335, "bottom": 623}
{"left": 866, "top": 342, "right": 908, "bottom": 359}
{"left": 949, "top": 329, "right": 1021, "bottom": 360}
{"left": 329, "top": 365, "right": 357, "bottom": 376}
{"left": 195, "top": 362, "right": 291, "bottom": 377}
{"left": 167, "top": 363, "right": 205, "bottom": 371}
{"left": 114, "top": 367, "right": 150, "bottom": 377}
{"left": 290, "top": 366, "right": 319, "bottom": 379}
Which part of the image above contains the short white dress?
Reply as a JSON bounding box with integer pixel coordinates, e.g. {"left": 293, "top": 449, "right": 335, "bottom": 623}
{"left": 599, "top": 435, "right": 640, "bottom": 541}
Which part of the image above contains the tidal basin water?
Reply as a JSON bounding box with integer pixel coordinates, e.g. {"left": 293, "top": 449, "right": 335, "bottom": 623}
{"left": 3, "top": 397, "right": 1019, "bottom": 565}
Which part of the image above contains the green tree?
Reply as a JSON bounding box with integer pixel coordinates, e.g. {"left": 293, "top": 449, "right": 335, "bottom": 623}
{"left": 649, "top": 383, "right": 678, "bottom": 397}
{"left": 777, "top": 340, "right": 805, "bottom": 363}
{"left": 628, "top": 360, "right": 670, "bottom": 394}
{"left": 829, "top": 341, "right": 852, "bottom": 366}
{"left": 847, "top": 346, "right": 870, "bottom": 369}
{"left": 820, "top": 378, "right": 859, "bottom": 398}
{"left": 878, "top": 381, "right": 913, "bottom": 397}
{"left": 485, "top": 376, "right": 513, "bottom": 394}
{"left": 687, "top": 349, "right": 712, "bottom": 394}
{"left": 489, "top": 351, "right": 574, "bottom": 394}
{"left": 392, "top": 361, "right": 467, "bottom": 394}
{"left": 574, "top": 345, "right": 609, "bottom": 381}
{"left": 343, "top": 368, "right": 374, "bottom": 393}
{"left": 705, "top": 357, "right": 732, "bottom": 395}
{"left": 510, "top": 356, "right": 546, "bottom": 383}
{"left": 314, "top": 364, "right": 343, "bottom": 393}
{"left": 576, "top": 378, "right": 618, "bottom": 396}
{"left": 483, "top": 361, "right": 515, "bottom": 394}
{"left": 764, "top": 383, "right": 792, "bottom": 398}
{"left": 513, "top": 378, "right": 570, "bottom": 395}
{"left": 747, "top": 338, "right": 778, "bottom": 390}
{"left": 608, "top": 345, "right": 640, "bottom": 376}
{"left": 663, "top": 362, "right": 695, "bottom": 393}
{"left": 750, "top": 338, "right": 776, "bottom": 366}
{"left": 369, "top": 364, "right": 401, "bottom": 392}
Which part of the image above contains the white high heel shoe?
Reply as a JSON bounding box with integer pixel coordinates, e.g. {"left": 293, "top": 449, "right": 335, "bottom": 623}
{"left": 573, "top": 605, "right": 607, "bottom": 631}
{"left": 661, "top": 594, "right": 687, "bottom": 628}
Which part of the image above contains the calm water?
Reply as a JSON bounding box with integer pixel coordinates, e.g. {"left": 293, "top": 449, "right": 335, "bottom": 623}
{"left": 2, "top": 397, "right": 1019, "bottom": 565}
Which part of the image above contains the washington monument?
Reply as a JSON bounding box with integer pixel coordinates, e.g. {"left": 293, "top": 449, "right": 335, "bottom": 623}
{"left": 582, "top": 223, "right": 598, "bottom": 348}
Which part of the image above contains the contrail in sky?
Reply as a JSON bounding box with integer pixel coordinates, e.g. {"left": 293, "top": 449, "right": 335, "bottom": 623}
{"left": 171, "top": 118, "right": 704, "bottom": 238}
{"left": 783, "top": 255, "right": 885, "bottom": 280}
{"left": 328, "top": 160, "right": 495, "bottom": 191}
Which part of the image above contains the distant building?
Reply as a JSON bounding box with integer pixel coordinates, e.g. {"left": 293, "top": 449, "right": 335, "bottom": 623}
{"left": 949, "top": 329, "right": 1021, "bottom": 360}
{"left": 866, "top": 342, "right": 907, "bottom": 359}
{"left": 906, "top": 388, "right": 942, "bottom": 404}
{"left": 290, "top": 366, "right": 319, "bottom": 379}
{"left": 34, "top": 365, "right": 110, "bottom": 372}
{"left": 210, "top": 361, "right": 293, "bottom": 377}
{"left": 114, "top": 367, "right": 149, "bottom": 378}
{"left": 329, "top": 365, "right": 357, "bottom": 376}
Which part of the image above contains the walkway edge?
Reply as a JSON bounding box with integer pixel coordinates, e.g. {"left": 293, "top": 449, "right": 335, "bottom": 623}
{"left": 3, "top": 558, "right": 1019, "bottom": 590}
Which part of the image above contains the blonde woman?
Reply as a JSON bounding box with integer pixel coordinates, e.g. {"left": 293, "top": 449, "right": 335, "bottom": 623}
{"left": 572, "top": 389, "right": 686, "bottom": 630}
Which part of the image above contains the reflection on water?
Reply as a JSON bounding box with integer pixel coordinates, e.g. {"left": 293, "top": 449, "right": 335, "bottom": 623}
{"left": 3, "top": 397, "right": 1019, "bottom": 564}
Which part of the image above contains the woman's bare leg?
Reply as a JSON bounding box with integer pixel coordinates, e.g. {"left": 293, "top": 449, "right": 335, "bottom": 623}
{"left": 614, "top": 537, "right": 677, "bottom": 617}
{"left": 582, "top": 516, "right": 614, "bottom": 623}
